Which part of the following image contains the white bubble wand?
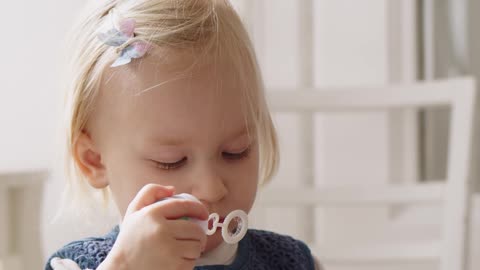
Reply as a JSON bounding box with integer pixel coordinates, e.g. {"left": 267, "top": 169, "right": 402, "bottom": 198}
{"left": 160, "top": 193, "right": 248, "bottom": 244}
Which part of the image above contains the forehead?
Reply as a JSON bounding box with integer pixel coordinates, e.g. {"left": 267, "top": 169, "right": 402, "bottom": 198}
{"left": 96, "top": 48, "right": 255, "bottom": 141}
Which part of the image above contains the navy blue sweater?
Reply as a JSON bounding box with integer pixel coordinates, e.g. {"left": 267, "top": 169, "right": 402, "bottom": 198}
{"left": 46, "top": 226, "right": 315, "bottom": 270}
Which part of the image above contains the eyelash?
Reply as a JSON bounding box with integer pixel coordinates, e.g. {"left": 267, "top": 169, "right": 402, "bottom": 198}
{"left": 156, "top": 157, "right": 187, "bottom": 170}
{"left": 154, "top": 147, "right": 251, "bottom": 170}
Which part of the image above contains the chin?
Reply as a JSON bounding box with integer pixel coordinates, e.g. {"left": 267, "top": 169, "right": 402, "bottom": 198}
{"left": 203, "top": 230, "right": 224, "bottom": 253}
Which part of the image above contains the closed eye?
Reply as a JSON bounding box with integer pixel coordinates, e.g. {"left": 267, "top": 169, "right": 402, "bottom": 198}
{"left": 152, "top": 146, "right": 251, "bottom": 171}
{"left": 154, "top": 157, "right": 187, "bottom": 170}
{"left": 222, "top": 146, "right": 251, "bottom": 160}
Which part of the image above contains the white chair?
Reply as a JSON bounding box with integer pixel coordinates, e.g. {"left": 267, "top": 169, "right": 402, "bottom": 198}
{"left": 256, "top": 77, "right": 476, "bottom": 270}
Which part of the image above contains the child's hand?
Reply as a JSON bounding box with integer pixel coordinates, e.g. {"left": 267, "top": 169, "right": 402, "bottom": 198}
{"left": 99, "top": 184, "right": 209, "bottom": 270}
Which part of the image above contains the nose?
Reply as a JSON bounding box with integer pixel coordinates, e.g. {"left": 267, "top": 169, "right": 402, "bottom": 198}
{"left": 191, "top": 160, "right": 228, "bottom": 204}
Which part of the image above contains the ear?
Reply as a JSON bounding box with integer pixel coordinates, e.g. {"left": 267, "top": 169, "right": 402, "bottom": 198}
{"left": 73, "top": 130, "right": 108, "bottom": 188}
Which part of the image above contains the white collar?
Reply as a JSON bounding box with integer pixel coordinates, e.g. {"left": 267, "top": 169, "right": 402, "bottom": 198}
{"left": 195, "top": 241, "right": 238, "bottom": 266}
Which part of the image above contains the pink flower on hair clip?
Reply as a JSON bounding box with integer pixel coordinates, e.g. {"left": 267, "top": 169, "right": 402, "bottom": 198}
{"left": 97, "top": 8, "right": 152, "bottom": 67}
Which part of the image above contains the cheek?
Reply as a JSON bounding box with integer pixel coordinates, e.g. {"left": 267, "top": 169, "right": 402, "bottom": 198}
{"left": 107, "top": 154, "right": 193, "bottom": 215}
{"left": 246, "top": 149, "right": 260, "bottom": 207}
{"left": 226, "top": 150, "right": 259, "bottom": 210}
{"left": 104, "top": 155, "right": 154, "bottom": 215}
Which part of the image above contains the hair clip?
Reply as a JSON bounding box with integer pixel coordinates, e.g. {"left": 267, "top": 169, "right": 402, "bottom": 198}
{"left": 97, "top": 8, "right": 151, "bottom": 67}
{"left": 159, "top": 193, "right": 249, "bottom": 244}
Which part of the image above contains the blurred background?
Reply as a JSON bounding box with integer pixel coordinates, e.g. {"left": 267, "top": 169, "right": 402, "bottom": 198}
{"left": 1, "top": 0, "right": 480, "bottom": 270}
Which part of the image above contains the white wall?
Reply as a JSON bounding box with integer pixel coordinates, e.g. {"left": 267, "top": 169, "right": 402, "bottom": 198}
{"left": 0, "top": 1, "right": 77, "bottom": 172}
{"left": 0, "top": 0, "right": 93, "bottom": 267}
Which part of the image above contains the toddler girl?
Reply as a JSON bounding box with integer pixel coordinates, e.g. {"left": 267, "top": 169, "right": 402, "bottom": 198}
{"left": 45, "top": 0, "right": 323, "bottom": 269}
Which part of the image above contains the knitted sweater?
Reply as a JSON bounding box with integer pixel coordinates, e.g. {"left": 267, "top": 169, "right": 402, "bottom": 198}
{"left": 45, "top": 226, "right": 316, "bottom": 270}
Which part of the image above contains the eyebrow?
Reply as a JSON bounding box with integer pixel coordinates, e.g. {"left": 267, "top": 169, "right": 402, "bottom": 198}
{"left": 224, "top": 124, "right": 255, "bottom": 142}
{"left": 147, "top": 125, "right": 255, "bottom": 146}
{"left": 149, "top": 137, "right": 185, "bottom": 146}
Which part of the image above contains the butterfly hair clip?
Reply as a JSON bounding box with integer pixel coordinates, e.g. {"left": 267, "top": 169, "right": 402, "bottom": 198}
{"left": 97, "top": 8, "right": 152, "bottom": 67}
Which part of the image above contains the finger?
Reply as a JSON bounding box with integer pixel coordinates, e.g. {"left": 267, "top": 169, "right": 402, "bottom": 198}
{"left": 174, "top": 239, "right": 204, "bottom": 260}
{"left": 169, "top": 220, "right": 207, "bottom": 250}
{"left": 126, "top": 184, "right": 175, "bottom": 216}
{"left": 145, "top": 198, "right": 209, "bottom": 221}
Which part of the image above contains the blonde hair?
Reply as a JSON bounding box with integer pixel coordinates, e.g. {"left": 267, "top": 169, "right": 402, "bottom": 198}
{"left": 60, "top": 0, "right": 279, "bottom": 213}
